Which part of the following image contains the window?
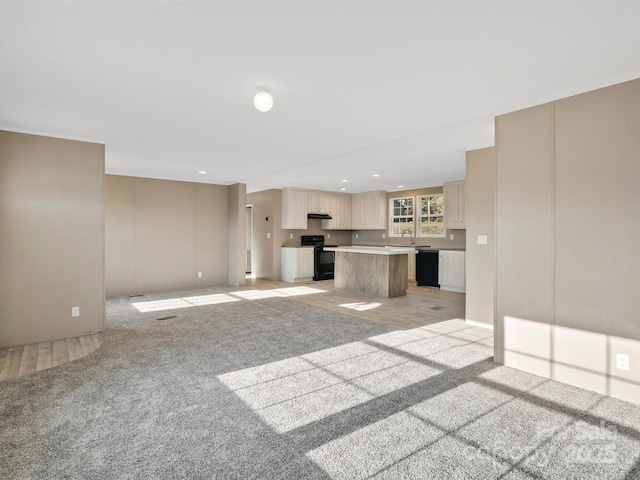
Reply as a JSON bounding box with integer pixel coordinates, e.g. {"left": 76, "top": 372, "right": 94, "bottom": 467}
{"left": 389, "top": 197, "right": 414, "bottom": 236}
{"left": 418, "top": 194, "right": 445, "bottom": 237}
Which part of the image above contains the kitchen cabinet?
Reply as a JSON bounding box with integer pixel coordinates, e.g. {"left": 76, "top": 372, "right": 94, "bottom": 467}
{"left": 322, "top": 193, "right": 352, "bottom": 230}
{"left": 438, "top": 250, "right": 466, "bottom": 293}
{"left": 407, "top": 250, "right": 416, "bottom": 283}
{"left": 282, "top": 187, "right": 308, "bottom": 229}
{"left": 281, "top": 247, "right": 314, "bottom": 283}
{"left": 308, "top": 191, "right": 330, "bottom": 214}
{"left": 351, "top": 190, "right": 387, "bottom": 230}
{"left": 444, "top": 180, "right": 466, "bottom": 229}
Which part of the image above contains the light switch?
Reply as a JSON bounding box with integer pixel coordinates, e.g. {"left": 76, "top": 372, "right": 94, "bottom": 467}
{"left": 477, "top": 235, "right": 488, "bottom": 245}
{"left": 267, "top": 233, "right": 271, "bottom": 239}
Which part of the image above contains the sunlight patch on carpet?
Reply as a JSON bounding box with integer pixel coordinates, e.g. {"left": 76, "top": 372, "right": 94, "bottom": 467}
{"left": 132, "top": 286, "right": 326, "bottom": 312}
{"left": 217, "top": 329, "right": 455, "bottom": 433}
{"left": 132, "top": 293, "right": 240, "bottom": 313}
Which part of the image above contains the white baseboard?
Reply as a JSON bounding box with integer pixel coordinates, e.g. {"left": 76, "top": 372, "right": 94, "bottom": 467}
{"left": 465, "top": 319, "right": 494, "bottom": 330}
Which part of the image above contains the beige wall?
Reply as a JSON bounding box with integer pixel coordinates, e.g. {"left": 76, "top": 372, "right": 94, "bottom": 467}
{"left": 105, "top": 175, "right": 230, "bottom": 297}
{"left": 553, "top": 79, "right": 640, "bottom": 402}
{"left": 496, "top": 102, "right": 556, "bottom": 376}
{"left": 247, "top": 189, "right": 281, "bottom": 281}
{"left": 465, "top": 147, "right": 496, "bottom": 328}
{"left": 228, "top": 183, "right": 247, "bottom": 287}
{"left": 495, "top": 78, "right": 640, "bottom": 404}
{"left": 0, "top": 131, "right": 105, "bottom": 348}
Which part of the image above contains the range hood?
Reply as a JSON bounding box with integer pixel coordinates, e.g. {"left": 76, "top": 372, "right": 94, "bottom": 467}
{"left": 307, "top": 213, "right": 332, "bottom": 220}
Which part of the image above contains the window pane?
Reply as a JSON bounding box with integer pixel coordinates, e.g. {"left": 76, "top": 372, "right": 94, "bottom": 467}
{"left": 429, "top": 204, "right": 443, "bottom": 215}
{"left": 420, "top": 216, "right": 444, "bottom": 236}
{"left": 390, "top": 197, "right": 415, "bottom": 236}
{"left": 393, "top": 218, "right": 413, "bottom": 235}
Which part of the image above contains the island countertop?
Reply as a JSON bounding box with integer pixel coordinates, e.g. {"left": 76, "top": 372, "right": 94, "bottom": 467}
{"left": 324, "top": 246, "right": 416, "bottom": 255}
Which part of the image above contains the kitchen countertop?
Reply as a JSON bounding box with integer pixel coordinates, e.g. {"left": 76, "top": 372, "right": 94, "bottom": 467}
{"left": 325, "top": 246, "right": 417, "bottom": 256}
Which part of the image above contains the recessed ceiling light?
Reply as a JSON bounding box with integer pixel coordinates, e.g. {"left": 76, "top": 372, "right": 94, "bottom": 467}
{"left": 199, "top": 171, "right": 207, "bottom": 174}
{"left": 397, "top": 185, "right": 404, "bottom": 188}
{"left": 341, "top": 179, "right": 348, "bottom": 183}
{"left": 340, "top": 188, "right": 347, "bottom": 191}
{"left": 373, "top": 174, "right": 380, "bottom": 177}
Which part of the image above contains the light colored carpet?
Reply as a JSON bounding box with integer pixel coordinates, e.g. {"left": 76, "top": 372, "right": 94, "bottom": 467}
{"left": 1, "top": 286, "right": 640, "bottom": 479}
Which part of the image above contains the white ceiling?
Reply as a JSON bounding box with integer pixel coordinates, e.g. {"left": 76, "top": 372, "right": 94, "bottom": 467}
{"left": 1, "top": 2, "right": 639, "bottom": 194}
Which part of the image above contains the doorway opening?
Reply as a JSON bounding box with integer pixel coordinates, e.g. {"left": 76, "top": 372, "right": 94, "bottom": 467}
{"left": 245, "top": 205, "right": 253, "bottom": 277}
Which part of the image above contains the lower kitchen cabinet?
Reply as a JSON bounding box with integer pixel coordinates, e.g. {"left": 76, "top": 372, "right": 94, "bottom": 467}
{"left": 438, "top": 250, "right": 466, "bottom": 293}
{"left": 408, "top": 251, "right": 416, "bottom": 284}
{"left": 281, "top": 247, "right": 314, "bottom": 283}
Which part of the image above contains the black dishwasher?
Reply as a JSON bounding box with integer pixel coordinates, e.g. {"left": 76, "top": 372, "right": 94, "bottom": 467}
{"left": 416, "top": 249, "right": 439, "bottom": 288}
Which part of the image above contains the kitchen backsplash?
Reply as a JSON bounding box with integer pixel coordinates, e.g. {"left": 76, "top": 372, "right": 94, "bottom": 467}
{"left": 350, "top": 229, "right": 466, "bottom": 249}
{"left": 279, "top": 218, "right": 352, "bottom": 247}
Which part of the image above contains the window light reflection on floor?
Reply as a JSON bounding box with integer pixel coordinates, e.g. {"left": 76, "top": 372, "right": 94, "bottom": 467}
{"left": 339, "top": 302, "right": 382, "bottom": 311}
{"left": 230, "top": 286, "right": 327, "bottom": 300}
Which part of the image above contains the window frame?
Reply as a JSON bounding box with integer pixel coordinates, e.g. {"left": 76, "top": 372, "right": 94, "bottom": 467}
{"left": 388, "top": 197, "right": 415, "bottom": 238}
{"left": 417, "top": 194, "right": 446, "bottom": 238}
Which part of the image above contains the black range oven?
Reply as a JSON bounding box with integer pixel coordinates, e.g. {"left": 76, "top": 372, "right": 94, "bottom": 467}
{"left": 301, "top": 235, "right": 336, "bottom": 281}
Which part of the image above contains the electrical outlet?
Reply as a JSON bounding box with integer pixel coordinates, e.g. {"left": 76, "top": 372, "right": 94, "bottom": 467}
{"left": 327, "top": 233, "right": 331, "bottom": 238}
{"left": 198, "top": 272, "right": 202, "bottom": 278}
{"left": 355, "top": 233, "right": 359, "bottom": 239}
{"left": 290, "top": 233, "right": 293, "bottom": 239}
{"left": 382, "top": 233, "right": 386, "bottom": 239}
{"left": 72, "top": 306, "right": 80, "bottom": 317}
{"left": 450, "top": 234, "right": 454, "bottom": 240}
{"left": 267, "top": 233, "right": 271, "bottom": 239}
{"left": 616, "top": 353, "right": 630, "bottom": 371}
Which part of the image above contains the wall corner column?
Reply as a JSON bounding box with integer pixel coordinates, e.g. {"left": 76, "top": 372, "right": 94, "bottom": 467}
{"left": 228, "top": 183, "right": 247, "bottom": 287}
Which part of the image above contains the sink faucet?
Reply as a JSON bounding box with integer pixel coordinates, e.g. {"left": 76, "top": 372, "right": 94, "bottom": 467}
{"left": 401, "top": 228, "right": 416, "bottom": 245}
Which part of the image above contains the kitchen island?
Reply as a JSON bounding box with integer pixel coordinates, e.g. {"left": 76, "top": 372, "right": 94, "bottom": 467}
{"left": 324, "top": 246, "right": 416, "bottom": 298}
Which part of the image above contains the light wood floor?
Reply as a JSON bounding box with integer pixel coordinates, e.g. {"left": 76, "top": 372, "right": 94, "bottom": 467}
{"left": 247, "top": 278, "right": 467, "bottom": 330}
{"left": 0, "top": 334, "right": 102, "bottom": 382}
{"left": 246, "top": 278, "right": 494, "bottom": 355}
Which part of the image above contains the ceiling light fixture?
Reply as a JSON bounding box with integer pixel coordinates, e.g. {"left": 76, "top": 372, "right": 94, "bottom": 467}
{"left": 254, "top": 86, "right": 273, "bottom": 113}
{"left": 397, "top": 185, "right": 404, "bottom": 188}
{"left": 341, "top": 179, "right": 348, "bottom": 183}
{"left": 340, "top": 188, "right": 347, "bottom": 191}
{"left": 198, "top": 170, "right": 207, "bottom": 174}
{"left": 373, "top": 174, "right": 380, "bottom": 177}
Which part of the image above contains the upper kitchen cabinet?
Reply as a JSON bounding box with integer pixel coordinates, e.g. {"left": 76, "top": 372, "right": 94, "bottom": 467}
{"left": 282, "top": 187, "right": 308, "bottom": 229}
{"left": 352, "top": 190, "right": 387, "bottom": 230}
{"left": 323, "top": 193, "right": 352, "bottom": 230}
{"left": 308, "top": 191, "right": 330, "bottom": 214}
{"left": 444, "top": 180, "right": 466, "bottom": 229}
